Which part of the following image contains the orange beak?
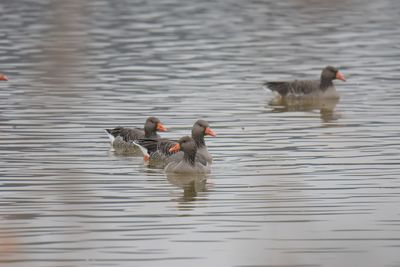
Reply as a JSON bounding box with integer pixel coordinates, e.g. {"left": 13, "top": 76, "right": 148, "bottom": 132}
{"left": 0, "top": 75, "right": 8, "bottom": 81}
{"left": 336, "top": 71, "right": 346, "bottom": 81}
{"left": 204, "top": 127, "right": 216, "bottom": 137}
{"left": 156, "top": 122, "right": 167, "bottom": 132}
{"left": 169, "top": 143, "right": 180, "bottom": 153}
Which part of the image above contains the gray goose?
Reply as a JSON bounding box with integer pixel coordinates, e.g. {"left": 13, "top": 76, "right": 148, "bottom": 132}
{"left": 164, "top": 136, "right": 210, "bottom": 174}
{"left": 105, "top": 116, "right": 167, "bottom": 152}
{"left": 264, "top": 66, "right": 346, "bottom": 98}
{"left": 134, "top": 119, "right": 216, "bottom": 165}
{"left": 190, "top": 119, "right": 216, "bottom": 164}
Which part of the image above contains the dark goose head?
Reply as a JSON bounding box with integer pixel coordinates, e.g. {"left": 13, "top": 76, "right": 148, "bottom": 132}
{"left": 144, "top": 116, "right": 167, "bottom": 138}
{"left": 169, "top": 136, "right": 197, "bottom": 165}
{"left": 320, "top": 66, "right": 346, "bottom": 89}
{"left": 191, "top": 120, "right": 216, "bottom": 148}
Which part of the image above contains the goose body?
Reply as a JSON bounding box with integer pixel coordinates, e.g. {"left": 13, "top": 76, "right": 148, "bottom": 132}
{"left": 134, "top": 120, "right": 216, "bottom": 166}
{"left": 265, "top": 66, "right": 346, "bottom": 99}
{"left": 105, "top": 117, "right": 167, "bottom": 153}
{"left": 164, "top": 136, "right": 211, "bottom": 174}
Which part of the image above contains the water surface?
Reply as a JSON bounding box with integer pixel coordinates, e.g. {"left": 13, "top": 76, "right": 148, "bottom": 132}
{"left": 0, "top": 0, "right": 400, "bottom": 266}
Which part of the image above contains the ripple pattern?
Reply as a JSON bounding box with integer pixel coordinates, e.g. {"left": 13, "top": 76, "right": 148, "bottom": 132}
{"left": 0, "top": 0, "right": 400, "bottom": 267}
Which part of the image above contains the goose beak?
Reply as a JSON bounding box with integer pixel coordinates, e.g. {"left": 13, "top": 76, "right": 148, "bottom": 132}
{"left": 336, "top": 71, "right": 346, "bottom": 81}
{"left": 169, "top": 143, "right": 180, "bottom": 153}
{"left": 0, "top": 75, "right": 8, "bottom": 81}
{"left": 156, "top": 122, "right": 167, "bottom": 132}
{"left": 205, "top": 127, "right": 216, "bottom": 137}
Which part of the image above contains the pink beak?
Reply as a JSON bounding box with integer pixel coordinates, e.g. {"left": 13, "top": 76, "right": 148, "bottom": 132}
{"left": 205, "top": 127, "right": 216, "bottom": 137}
{"left": 336, "top": 71, "right": 346, "bottom": 81}
{"left": 169, "top": 143, "right": 181, "bottom": 153}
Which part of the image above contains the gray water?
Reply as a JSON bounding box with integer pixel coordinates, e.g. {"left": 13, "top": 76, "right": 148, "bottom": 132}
{"left": 1, "top": 0, "right": 400, "bottom": 266}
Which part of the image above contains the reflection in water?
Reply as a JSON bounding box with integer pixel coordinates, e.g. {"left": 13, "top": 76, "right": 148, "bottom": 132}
{"left": 0, "top": 225, "right": 19, "bottom": 262}
{"left": 108, "top": 145, "right": 144, "bottom": 157}
{"left": 166, "top": 173, "right": 208, "bottom": 203}
{"left": 268, "top": 96, "right": 340, "bottom": 122}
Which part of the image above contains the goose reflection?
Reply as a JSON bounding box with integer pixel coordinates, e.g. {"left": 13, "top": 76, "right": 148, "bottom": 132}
{"left": 268, "top": 96, "right": 340, "bottom": 122}
{"left": 108, "top": 146, "right": 144, "bottom": 157}
{"left": 166, "top": 172, "right": 209, "bottom": 203}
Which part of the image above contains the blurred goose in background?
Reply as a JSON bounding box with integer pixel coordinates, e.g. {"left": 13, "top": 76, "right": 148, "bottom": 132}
{"left": 0, "top": 74, "right": 8, "bottom": 81}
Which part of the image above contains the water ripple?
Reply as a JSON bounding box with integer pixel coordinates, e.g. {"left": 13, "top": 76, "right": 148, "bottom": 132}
{"left": 0, "top": 0, "right": 400, "bottom": 266}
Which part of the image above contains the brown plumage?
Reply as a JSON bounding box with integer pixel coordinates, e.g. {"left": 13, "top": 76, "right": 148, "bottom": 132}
{"left": 265, "top": 66, "right": 346, "bottom": 98}
{"left": 105, "top": 117, "right": 167, "bottom": 153}
{"left": 164, "top": 136, "right": 211, "bottom": 174}
{"left": 134, "top": 120, "right": 216, "bottom": 165}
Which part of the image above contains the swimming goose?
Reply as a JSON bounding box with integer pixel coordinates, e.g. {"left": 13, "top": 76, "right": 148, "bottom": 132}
{"left": 191, "top": 119, "right": 216, "bottom": 164}
{"left": 134, "top": 119, "right": 216, "bottom": 165}
{"left": 164, "top": 136, "right": 210, "bottom": 174}
{"left": 105, "top": 116, "right": 167, "bottom": 153}
{"left": 264, "top": 66, "right": 346, "bottom": 99}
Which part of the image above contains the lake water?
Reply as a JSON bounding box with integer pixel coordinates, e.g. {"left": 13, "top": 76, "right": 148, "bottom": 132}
{"left": 1, "top": 0, "right": 400, "bottom": 266}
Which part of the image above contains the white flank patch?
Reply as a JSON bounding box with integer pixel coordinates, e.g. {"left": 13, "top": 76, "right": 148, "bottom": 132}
{"left": 105, "top": 130, "right": 115, "bottom": 144}
{"left": 131, "top": 141, "right": 149, "bottom": 158}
